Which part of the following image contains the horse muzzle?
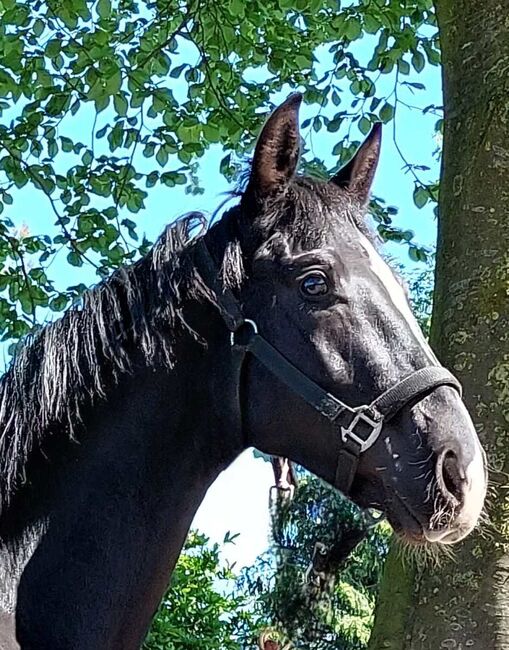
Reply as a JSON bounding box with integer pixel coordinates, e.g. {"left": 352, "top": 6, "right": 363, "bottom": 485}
{"left": 423, "top": 442, "right": 487, "bottom": 544}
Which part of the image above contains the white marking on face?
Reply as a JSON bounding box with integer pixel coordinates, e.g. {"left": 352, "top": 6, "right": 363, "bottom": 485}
{"left": 458, "top": 403, "right": 487, "bottom": 521}
{"left": 357, "top": 233, "right": 439, "bottom": 365}
{"left": 464, "top": 452, "right": 486, "bottom": 514}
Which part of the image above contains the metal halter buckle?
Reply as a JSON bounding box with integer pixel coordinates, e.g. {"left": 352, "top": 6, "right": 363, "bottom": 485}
{"left": 230, "top": 319, "right": 258, "bottom": 347}
{"left": 340, "top": 407, "right": 383, "bottom": 453}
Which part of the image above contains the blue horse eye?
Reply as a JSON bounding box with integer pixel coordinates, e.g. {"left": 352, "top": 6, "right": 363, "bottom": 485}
{"left": 300, "top": 273, "right": 329, "bottom": 297}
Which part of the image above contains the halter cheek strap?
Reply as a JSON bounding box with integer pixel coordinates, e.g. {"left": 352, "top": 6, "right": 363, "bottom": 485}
{"left": 195, "top": 238, "right": 462, "bottom": 496}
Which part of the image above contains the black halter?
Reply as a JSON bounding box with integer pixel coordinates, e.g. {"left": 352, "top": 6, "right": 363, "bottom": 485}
{"left": 196, "top": 239, "right": 462, "bottom": 495}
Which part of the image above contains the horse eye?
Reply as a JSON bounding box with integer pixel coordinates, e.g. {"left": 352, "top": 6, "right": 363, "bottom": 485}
{"left": 300, "top": 272, "right": 329, "bottom": 297}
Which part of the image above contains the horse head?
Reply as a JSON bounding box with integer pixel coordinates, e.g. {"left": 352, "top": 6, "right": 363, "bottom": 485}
{"left": 211, "top": 94, "right": 487, "bottom": 545}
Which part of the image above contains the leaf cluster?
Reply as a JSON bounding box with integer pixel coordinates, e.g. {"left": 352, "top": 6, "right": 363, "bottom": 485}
{"left": 0, "top": 0, "right": 440, "bottom": 342}
{"left": 144, "top": 531, "right": 263, "bottom": 650}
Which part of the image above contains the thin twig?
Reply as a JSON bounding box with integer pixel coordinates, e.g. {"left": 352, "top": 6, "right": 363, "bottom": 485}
{"left": 9, "top": 237, "right": 37, "bottom": 327}
{"left": 392, "top": 69, "right": 437, "bottom": 203}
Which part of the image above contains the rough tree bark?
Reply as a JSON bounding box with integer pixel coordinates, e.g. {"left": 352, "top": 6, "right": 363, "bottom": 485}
{"left": 368, "top": 1, "right": 509, "bottom": 649}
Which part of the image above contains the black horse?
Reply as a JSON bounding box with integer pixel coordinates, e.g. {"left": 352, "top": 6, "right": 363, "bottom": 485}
{"left": 0, "top": 95, "right": 486, "bottom": 649}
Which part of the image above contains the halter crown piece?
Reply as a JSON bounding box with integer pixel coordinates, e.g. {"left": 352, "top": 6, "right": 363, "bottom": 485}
{"left": 195, "top": 239, "right": 462, "bottom": 495}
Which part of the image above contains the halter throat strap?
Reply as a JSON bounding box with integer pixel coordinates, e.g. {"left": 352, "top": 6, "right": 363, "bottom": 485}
{"left": 195, "top": 238, "right": 462, "bottom": 495}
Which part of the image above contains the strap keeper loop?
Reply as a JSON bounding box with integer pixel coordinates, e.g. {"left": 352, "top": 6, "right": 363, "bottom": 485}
{"left": 230, "top": 319, "right": 258, "bottom": 347}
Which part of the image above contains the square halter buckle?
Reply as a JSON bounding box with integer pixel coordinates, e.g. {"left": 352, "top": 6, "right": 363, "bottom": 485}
{"left": 340, "top": 407, "right": 383, "bottom": 453}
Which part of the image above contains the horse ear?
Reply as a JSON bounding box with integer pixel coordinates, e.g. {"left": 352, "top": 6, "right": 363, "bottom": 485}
{"left": 247, "top": 93, "right": 302, "bottom": 197}
{"left": 330, "top": 123, "right": 381, "bottom": 203}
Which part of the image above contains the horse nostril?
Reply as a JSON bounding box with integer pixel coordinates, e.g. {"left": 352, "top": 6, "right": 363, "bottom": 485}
{"left": 437, "top": 449, "right": 466, "bottom": 504}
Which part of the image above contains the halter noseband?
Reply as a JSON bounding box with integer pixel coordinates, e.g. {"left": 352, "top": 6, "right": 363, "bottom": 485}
{"left": 196, "top": 239, "right": 462, "bottom": 495}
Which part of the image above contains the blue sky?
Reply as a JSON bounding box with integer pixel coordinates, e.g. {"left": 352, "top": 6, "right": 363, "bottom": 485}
{"left": 1, "top": 33, "right": 443, "bottom": 568}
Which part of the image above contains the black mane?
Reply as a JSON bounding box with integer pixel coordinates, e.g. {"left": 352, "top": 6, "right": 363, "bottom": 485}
{"left": 0, "top": 213, "right": 217, "bottom": 512}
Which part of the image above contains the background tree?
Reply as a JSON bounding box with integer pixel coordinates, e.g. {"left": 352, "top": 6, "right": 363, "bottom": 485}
{"left": 242, "top": 477, "right": 391, "bottom": 650}
{"left": 143, "top": 531, "right": 262, "bottom": 650}
{"left": 368, "top": 0, "right": 509, "bottom": 648}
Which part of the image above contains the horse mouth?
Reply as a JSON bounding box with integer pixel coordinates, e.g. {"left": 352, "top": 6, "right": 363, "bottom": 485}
{"left": 350, "top": 479, "right": 454, "bottom": 545}
{"left": 385, "top": 493, "right": 427, "bottom": 544}
{"left": 350, "top": 480, "right": 426, "bottom": 544}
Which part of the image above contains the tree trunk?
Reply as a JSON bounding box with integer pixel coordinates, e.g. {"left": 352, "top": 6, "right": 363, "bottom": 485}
{"left": 369, "top": 0, "right": 509, "bottom": 648}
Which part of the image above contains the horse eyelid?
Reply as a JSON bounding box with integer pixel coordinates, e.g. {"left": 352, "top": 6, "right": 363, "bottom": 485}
{"left": 294, "top": 266, "right": 333, "bottom": 283}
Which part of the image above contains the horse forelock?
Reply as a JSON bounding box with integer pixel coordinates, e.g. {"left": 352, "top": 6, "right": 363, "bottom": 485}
{"left": 237, "top": 174, "right": 376, "bottom": 257}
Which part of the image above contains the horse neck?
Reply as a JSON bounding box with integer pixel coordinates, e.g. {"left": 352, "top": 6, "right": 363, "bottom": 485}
{"left": 3, "top": 299, "right": 244, "bottom": 648}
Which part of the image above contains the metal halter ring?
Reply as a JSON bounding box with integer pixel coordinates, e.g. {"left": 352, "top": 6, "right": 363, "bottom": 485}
{"left": 230, "top": 319, "right": 258, "bottom": 347}
{"left": 340, "top": 407, "right": 383, "bottom": 453}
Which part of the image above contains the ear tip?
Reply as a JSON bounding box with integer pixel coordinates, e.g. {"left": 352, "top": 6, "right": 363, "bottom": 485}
{"left": 248, "top": 93, "right": 302, "bottom": 196}
{"left": 330, "top": 121, "right": 382, "bottom": 195}
{"left": 277, "top": 92, "right": 302, "bottom": 113}
{"left": 370, "top": 121, "right": 382, "bottom": 141}
{"left": 286, "top": 92, "right": 303, "bottom": 106}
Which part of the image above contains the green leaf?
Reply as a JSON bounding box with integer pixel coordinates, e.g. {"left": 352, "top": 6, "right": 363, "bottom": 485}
{"left": 379, "top": 103, "right": 394, "bottom": 123}
{"left": 45, "top": 40, "right": 61, "bottom": 59}
{"left": 105, "top": 70, "right": 122, "bottom": 96}
{"left": 424, "top": 43, "right": 441, "bottom": 65}
{"left": 409, "top": 246, "right": 420, "bottom": 262}
{"left": 413, "top": 185, "right": 430, "bottom": 209}
{"left": 350, "top": 79, "right": 361, "bottom": 95}
{"left": 108, "top": 123, "right": 124, "bottom": 151}
{"left": 203, "top": 123, "right": 220, "bottom": 143}
{"left": 143, "top": 143, "right": 155, "bottom": 158}
{"left": 397, "top": 59, "right": 410, "bottom": 75}
{"left": 46, "top": 93, "right": 68, "bottom": 116}
{"left": 95, "top": 94, "right": 110, "bottom": 113}
{"left": 345, "top": 18, "right": 362, "bottom": 41}
{"left": 82, "top": 150, "right": 93, "bottom": 166}
{"left": 146, "top": 171, "right": 159, "bottom": 187}
{"left": 156, "top": 146, "right": 168, "bottom": 167}
{"left": 48, "top": 140, "right": 58, "bottom": 158}
{"left": 49, "top": 294, "right": 70, "bottom": 312}
{"left": 67, "top": 251, "right": 84, "bottom": 267}
{"left": 97, "top": 0, "right": 111, "bottom": 20}
{"left": 412, "top": 51, "right": 425, "bottom": 73}
{"left": 121, "top": 218, "right": 138, "bottom": 241}
{"left": 160, "top": 172, "right": 175, "bottom": 187}
{"left": 332, "top": 142, "right": 343, "bottom": 157}
{"left": 358, "top": 116, "right": 371, "bottom": 135}
{"left": 113, "top": 93, "right": 128, "bottom": 117}
{"left": 33, "top": 19, "right": 44, "bottom": 37}
{"left": 60, "top": 136, "right": 74, "bottom": 152}
{"left": 363, "top": 14, "right": 380, "bottom": 34}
